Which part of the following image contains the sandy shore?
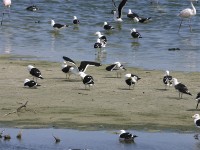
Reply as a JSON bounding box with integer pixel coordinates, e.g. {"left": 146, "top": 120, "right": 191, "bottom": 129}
{"left": 0, "top": 54, "right": 199, "bottom": 131}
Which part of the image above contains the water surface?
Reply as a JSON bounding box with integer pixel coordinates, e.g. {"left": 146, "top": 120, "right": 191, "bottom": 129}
{"left": 0, "top": 0, "right": 200, "bottom": 71}
{"left": 0, "top": 128, "right": 199, "bottom": 150}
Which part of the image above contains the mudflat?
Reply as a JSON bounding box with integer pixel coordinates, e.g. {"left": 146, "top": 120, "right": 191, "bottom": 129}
{"left": 0, "top": 55, "right": 199, "bottom": 131}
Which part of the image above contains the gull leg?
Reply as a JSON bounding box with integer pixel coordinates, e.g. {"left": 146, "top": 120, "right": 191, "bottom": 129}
{"left": 196, "top": 102, "right": 199, "bottom": 109}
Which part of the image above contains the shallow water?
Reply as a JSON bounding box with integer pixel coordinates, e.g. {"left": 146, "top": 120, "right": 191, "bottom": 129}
{"left": 0, "top": 0, "right": 200, "bottom": 72}
{"left": 0, "top": 128, "right": 199, "bottom": 150}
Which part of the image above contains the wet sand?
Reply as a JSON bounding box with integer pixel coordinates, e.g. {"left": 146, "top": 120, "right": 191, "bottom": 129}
{"left": 0, "top": 55, "right": 199, "bottom": 131}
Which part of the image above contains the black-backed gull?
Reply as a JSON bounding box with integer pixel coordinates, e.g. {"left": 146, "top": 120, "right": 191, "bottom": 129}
{"left": 119, "top": 130, "right": 138, "bottom": 142}
{"left": 125, "top": 73, "right": 141, "bottom": 89}
{"left": 106, "top": 62, "right": 126, "bottom": 78}
{"left": 163, "top": 70, "right": 173, "bottom": 89}
{"left": 172, "top": 78, "right": 192, "bottom": 98}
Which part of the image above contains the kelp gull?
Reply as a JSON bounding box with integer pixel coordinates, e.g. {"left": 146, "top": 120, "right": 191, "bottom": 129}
{"left": 51, "top": 19, "right": 69, "bottom": 30}
{"left": 106, "top": 62, "right": 126, "bottom": 78}
{"left": 95, "top": 31, "right": 107, "bottom": 46}
{"left": 131, "top": 28, "right": 142, "bottom": 39}
{"left": 192, "top": 114, "right": 200, "bottom": 128}
{"left": 27, "top": 65, "right": 43, "bottom": 82}
{"left": 79, "top": 72, "right": 94, "bottom": 90}
{"left": 63, "top": 56, "right": 101, "bottom": 74}
{"left": 195, "top": 92, "right": 200, "bottom": 109}
{"left": 73, "top": 16, "right": 80, "bottom": 25}
{"left": 163, "top": 70, "right": 173, "bottom": 89}
{"left": 172, "top": 78, "right": 192, "bottom": 98}
{"left": 125, "top": 73, "right": 141, "bottom": 89}
{"left": 24, "top": 78, "right": 39, "bottom": 88}
{"left": 103, "top": 22, "right": 114, "bottom": 30}
{"left": 119, "top": 130, "right": 138, "bottom": 142}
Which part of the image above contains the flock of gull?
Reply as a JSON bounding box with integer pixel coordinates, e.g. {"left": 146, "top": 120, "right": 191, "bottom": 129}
{"left": 1, "top": 0, "right": 200, "bottom": 145}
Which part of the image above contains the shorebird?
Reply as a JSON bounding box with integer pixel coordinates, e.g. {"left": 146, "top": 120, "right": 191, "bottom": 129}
{"left": 95, "top": 31, "right": 107, "bottom": 46}
{"left": 24, "top": 78, "right": 39, "bottom": 88}
{"left": 103, "top": 22, "right": 114, "bottom": 30}
{"left": 192, "top": 114, "right": 200, "bottom": 128}
{"left": 62, "top": 56, "right": 101, "bottom": 78}
{"left": 106, "top": 62, "right": 126, "bottom": 78}
{"left": 79, "top": 72, "right": 94, "bottom": 90}
{"left": 112, "top": 0, "right": 128, "bottom": 22}
{"left": 172, "top": 78, "right": 192, "bottom": 98}
{"left": 131, "top": 28, "right": 142, "bottom": 42}
{"left": 163, "top": 70, "right": 173, "bottom": 89}
{"left": 51, "top": 19, "right": 69, "bottom": 30}
{"left": 119, "top": 130, "right": 138, "bottom": 142}
{"left": 124, "top": 73, "right": 141, "bottom": 89}
{"left": 94, "top": 38, "right": 105, "bottom": 54}
{"left": 26, "top": 5, "right": 39, "bottom": 11}
{"left": 178, "top": 0, "right": 198, "bottom": 32}
{"left": 27, "top": 65, "right": 43, "bottom": 82}
{"left": 73, "top": 16, "right": 80, "bottom": 25}
{"left": 195, "top": 92, "right": 200, "bottom": 109}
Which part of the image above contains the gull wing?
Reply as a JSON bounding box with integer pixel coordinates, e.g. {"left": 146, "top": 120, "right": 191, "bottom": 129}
{"left": 118, "top": 0, "right": 128, "bottom": 18}
{"left": 79, "top": 61, "right": 101, "bottom": 72}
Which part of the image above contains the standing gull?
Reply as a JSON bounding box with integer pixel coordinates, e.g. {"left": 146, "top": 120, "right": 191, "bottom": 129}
{"left": 51, "top": 19, "right": 69, "bottom": 30}
{"left": 119, "top": 130, "right": 138, "bottom": 142}
{"left": 73, "top": 16, "right": 80, "bottom": 25}
{"left": 112, "top": 0, "right": 128, "bottom": 22}
{"left": 172, "top": 78, "right": 192, "bottom": 98}
{"left": 79, "top": 72, "right": 94, "bottom": 90}
{"left": 192, "top": 114, "right": 200, "bottom": 128}
{"left": 195, "top": 92, "right": 200, "bottom": 109}
{"left": 163, "top": 70, "right": 173, "bottom": 89}
{"left": 61, "top": 61, "right": 77, "bottom": 79}
{"left": 131, "top": 28, "right": 142, "bottom": 42}
{"left": 103, "top": 22, "right": 114, "bottom": 30}
{"left": 106, "top": 62, "right": 126, "bottom": 78}
{"left": 127, "top": 9, "right": 151, "bottom": 23}
{"left": 95, "top": 31, "right": 107, "bottom": 46}
{"left": 178, "top": 0, "right": 198, "bottom": 32}
{"left": 125, "top": 73, "right": 141, "bottom": 89}
{"left": 27, "top": 65, "right": 43, "bottom": 82}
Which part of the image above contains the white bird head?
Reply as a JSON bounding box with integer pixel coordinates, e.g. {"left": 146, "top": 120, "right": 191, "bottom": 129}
{"left": 24, "top": 78, "right": 30, "bottom": 84}
{"left": 128, "top": 9, "right": 132, "bottom": 14}
{"left": 119, "top": 130, "right": 126, "bottom": 134}
{"left": 51, "top": 20, "right": 55, "bottom": 26}
{"left": 165, "top": 70, "right": 170, "bottom": 76}
{"left": 192, "top": 114, "right": 200, "bottom": 119}
{"left": 27, "top": 65, "right": 34, "bottom": 71}
{"left": 73, "top": 16, "right": 77, "bottom": 20}
{"left": 172, "top": 78, "right": 179, "bottom": 86}
{"left": 131, "top": 28, "right": 136, "bottom": 33}
{"left": 95, "top": 31, "right": 102, "bottom": 37}
{"left": 104, "top": 22, "right": 108, "bottom": 25}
